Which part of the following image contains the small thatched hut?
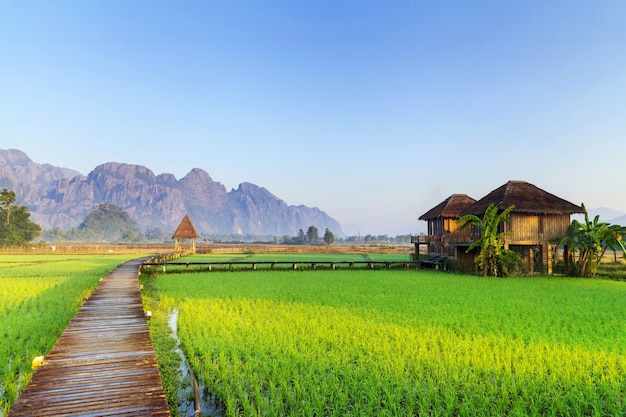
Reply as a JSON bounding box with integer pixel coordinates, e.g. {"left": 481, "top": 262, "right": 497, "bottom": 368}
{"left": 172, "top": 215, "right": 200, "bottom": 252}
{"left": 418, "top": 194, "right": 477, "bottom": 257}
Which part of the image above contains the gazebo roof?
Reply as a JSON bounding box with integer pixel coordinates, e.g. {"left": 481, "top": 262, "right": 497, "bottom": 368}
{"left": 419, "top": 194, "right": 477, "bottom": 220}
{"left": 171, "top": 215, "right": 199, "bottom": 239}
{"left": 460, "top": 180, "right": 584, "bottom": 216}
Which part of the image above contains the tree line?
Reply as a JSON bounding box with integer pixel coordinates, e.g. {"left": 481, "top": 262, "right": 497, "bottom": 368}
{"left": 4, "top": 186, "right": 622, "bottom": 279}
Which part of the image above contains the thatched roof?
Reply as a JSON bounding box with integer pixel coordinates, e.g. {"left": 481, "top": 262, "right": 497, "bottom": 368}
{"left": 460, "top": 181, "right": 584, "bottom": 216}
{"left": 419, "top": 194, "right": 477, "bottom": 220}
{"left": 172, "top": 215, "right": 199, "bottom": 239}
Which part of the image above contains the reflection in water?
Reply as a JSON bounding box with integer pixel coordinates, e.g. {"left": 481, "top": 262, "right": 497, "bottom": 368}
{"left": 168, "top": 309, "right": 224, "bottom": 416}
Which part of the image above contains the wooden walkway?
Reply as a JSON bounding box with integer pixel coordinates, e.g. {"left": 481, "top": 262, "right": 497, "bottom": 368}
{"left": 9, "top": 258, "right": 170, "bottom": 417}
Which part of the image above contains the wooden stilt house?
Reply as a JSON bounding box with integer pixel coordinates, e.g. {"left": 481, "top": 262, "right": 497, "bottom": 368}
{"left": 417, "top": 194, "right": 477, "bottom": 258}
{"left": 417, "top": 181, "right": 584, "bottom": 274}
{"left": 458, "top": 180, "right": 584, "bottom": 274}
{"left": 172, "top": 215, "right": 200, "bottom": 253}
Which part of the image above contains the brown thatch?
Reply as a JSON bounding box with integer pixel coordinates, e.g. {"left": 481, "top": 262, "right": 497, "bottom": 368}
{"left": 419, "top": 194, "right": 477, "bottom": 220}
{"left": 460, "top": 180, "right": 584, "bottom": 216}
{"left": 171, "top": 215, "right": 199, "bottom": 239}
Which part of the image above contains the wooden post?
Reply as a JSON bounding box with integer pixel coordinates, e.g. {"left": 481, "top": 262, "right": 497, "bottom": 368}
{"left": 546, "top": 244, "right": 552, "bottom": 275}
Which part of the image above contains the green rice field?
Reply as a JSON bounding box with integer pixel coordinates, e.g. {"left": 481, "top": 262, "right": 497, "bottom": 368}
{"left": 156, "top": 252, "right": 413, "bottom": 273}
{"left": 143, "top": 255, "right": 626, "bottom": 417}
{"left": 0, "top": 254, "right": 135, "bottom": 416}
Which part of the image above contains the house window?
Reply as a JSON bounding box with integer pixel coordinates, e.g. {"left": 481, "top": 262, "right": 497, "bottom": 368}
{"left": 472, "top": 225, "right": 482, "bottom": 237}
{"left": 538, "top": 216, "right": 544, "bottom": 234}
{"left": 431, "top": 218, "right": 444, "bottom": 235}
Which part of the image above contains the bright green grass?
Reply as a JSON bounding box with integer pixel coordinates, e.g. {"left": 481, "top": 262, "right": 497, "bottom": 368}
{"left": 167, "top": 254, "right": 249, "bottom": 263}
{"left": 244, "top": 253, "right": 369, "bottom": 262}
{"left": 0, "top": 254, "right": 136, "bottom": 416}
{"left": 147, "top": 270, "right": 626, "bottom": 417}
{"left": 161, "top": 253, "right": 412, "bottom": 273}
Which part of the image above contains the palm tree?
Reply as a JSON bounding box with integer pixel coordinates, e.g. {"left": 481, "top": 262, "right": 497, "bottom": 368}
{"left": 559, "top": 204, "right": 626, "bottom": 277}
{"left": 458, "top": 203, "right": 515, "bottom": 276}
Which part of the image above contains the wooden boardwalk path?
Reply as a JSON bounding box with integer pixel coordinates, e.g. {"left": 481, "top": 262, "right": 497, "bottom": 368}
{"left": 9, "top": 258, "right": 170, "bottom": 417}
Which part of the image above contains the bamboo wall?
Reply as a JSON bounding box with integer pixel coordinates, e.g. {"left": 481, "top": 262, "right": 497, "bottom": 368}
{"left": 508, "top": 214, "right": 571, "bottom": 243}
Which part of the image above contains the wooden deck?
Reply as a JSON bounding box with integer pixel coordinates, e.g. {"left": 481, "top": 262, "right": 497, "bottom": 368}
{"left": 9, "top": 258, "right": 170, "bottom": 417}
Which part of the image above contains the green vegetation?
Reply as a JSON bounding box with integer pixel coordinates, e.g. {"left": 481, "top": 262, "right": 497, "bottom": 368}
{"left": 155, "top": 253, "right": 413, "bottom": 273}
{"left": 0, "top": 188, "right": 41, "bottom": 246}
{"left": 40, "top": 204, "right": 158, "bottom": 243}
{"left": 78, "top": 203, "right": 141, "bottom": 241}
{"left": 458, "top": 203, "right": 516, "bottom": 276}
{"left": 0, "top": 254, "right": 135, "bottom": 415}
{"left": 143, "top": 266, "right": 626, "bottom": 417}
{"left": 559, "top": 204, "right": 626, "bottom": 277}
{"left": 597, "top": 261, "right": 626, "bottom": 280}
{"left": 323, "top": 227, "right": 335, "bottom": 244}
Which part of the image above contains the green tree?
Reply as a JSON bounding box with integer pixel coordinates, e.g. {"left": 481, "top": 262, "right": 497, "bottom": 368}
{"left": 79, "top": 203, "right": 140, "bottom": 242}
{"left": 558, "top": 204, "right": 626, "bottom": 277}
{"left": 296, "top": 229, "right": 306, "bottom": 244}
{"left": 306, "top": 225, "right": 318, "bottom": 244}
{"left": 0, "top": 188, "right": 41, "bottom": 246}
{"left": 458, "top": 203, "right": 515, "bottom": 276}
{"left": 323, "top": 228, "right": 335, "bottom": 245}
{"left": 0, "top": 188, "right": 16, "bottom": 226}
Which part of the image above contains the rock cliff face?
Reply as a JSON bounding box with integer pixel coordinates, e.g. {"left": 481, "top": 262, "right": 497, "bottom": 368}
{"left": 0, "top": 149, "right": 343, "bottom": 236}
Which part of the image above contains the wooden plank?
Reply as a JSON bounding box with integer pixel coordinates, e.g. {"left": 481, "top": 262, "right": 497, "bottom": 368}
{"left": 9, "top": 258, "right": 170, "bottom": 417}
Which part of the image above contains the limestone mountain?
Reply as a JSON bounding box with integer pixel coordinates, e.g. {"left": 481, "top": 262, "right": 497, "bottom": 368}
{"left": 0, "top": 149, "right": 343, "bottom": 236}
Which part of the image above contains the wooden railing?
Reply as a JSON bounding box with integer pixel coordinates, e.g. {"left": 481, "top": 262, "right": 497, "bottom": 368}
{"left": 143, "top": 260, "right": 421, "bottom": 272}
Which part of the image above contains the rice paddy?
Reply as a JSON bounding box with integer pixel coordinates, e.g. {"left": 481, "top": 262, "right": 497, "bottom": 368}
{"left": 3, "top": 252, "right": 624, "bottom": 416}
{"left": 0, "top": 254, "right": 136, "bottom": 416}
{"left": 143, "top": 254, "right": 626, "bottom": 417}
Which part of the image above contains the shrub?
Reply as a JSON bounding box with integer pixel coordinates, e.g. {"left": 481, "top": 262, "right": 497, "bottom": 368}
{"left": 497, "top": 249, "right": 527, "bottom": 277}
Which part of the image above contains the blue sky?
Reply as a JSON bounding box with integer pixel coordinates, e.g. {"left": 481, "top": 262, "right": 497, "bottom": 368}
{"left": 2, "top": 1, "right": 625, "bottom": 235}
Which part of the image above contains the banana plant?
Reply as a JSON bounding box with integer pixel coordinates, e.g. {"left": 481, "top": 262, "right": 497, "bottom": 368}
{"left": 559, "top": 203, "right": 626, "bottom": 277}
{"left": 458, "top": 203, "right": 515, "bottom": 276}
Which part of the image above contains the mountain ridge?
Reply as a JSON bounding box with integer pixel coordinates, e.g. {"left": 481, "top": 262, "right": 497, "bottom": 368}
{"left": 0, "top": 149, "right": 343, "bottom": 236}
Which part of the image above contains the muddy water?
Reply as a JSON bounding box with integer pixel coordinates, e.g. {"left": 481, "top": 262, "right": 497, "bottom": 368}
{"left": 168, "top": 309, "right": 224, "bottom": 416}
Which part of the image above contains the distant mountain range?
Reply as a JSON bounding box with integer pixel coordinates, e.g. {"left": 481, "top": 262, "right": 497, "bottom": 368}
{"left": 0, "top": 149, "right": 343, "bottom": 236}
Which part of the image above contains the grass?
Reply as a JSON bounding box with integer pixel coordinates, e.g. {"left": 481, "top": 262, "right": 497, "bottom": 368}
{"left": 0, "top": 254, "right": 137, "bottom": 416}
{"left": 142, "top": 267, "right": 626, "bottom": 416}
{"left": 597, "top": 261, "right": 626, "bottom": 280}
{"left": 153, "top": 253, "right": 415, "bottom": 273}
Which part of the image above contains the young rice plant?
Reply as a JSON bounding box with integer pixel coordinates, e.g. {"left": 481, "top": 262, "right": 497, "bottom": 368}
{"left": 145, "top": 266, "right": 625, "bottom": 417}
{"left": 0, "top": 254, "right": 136, "bottom": 416}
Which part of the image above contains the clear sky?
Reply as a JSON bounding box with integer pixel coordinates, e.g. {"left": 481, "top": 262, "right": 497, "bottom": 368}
{"left": 1, "top": 1, "right": 625, "bottom": 235}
